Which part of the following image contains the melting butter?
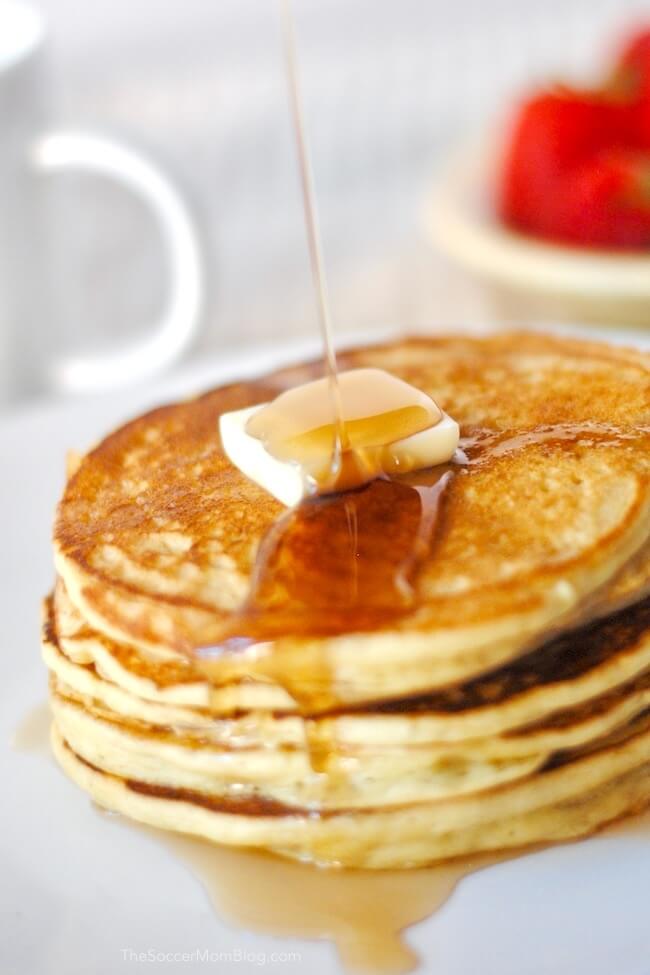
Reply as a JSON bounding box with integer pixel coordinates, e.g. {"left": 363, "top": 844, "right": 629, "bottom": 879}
{"left": 247, "top": 368, "right": 440, "bottom": 456}
{"left": 219, "top": 368, "right": 459, "bottom": 506}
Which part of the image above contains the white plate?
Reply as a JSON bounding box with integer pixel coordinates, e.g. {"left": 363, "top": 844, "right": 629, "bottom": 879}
{"left": 2, "top": 330, "right": 650, "bottom": 975}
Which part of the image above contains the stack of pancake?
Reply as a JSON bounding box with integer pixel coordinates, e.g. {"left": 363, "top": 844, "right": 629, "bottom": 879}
{"left": 44, "top": 332, "right": 650, "bottom": 868}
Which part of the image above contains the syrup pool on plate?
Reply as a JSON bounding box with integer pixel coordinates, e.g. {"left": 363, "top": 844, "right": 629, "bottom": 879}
{"left": 110, "top": 816, "right": 520, "bottom": 975}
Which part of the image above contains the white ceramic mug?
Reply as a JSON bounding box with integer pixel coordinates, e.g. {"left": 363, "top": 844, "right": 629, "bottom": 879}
{"left": 0, "top": 1, "right": 204, "bottom": 405}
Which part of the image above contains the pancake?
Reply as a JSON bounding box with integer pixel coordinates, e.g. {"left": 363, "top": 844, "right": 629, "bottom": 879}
{"left": 54, "top": 332, "right": 650, "bottom": 710}
{"left": 52, "top": 718, "right": 650, "bottom": 869}
{"left": 49, "top": 688, "right": 546, "bottom": 809}
{"left": 45, "top": 624, "right": 650, "bottom": 762}
{"left": 44, "top": 331, "right": 650, "bottom": 868}
{"left": 47, "top": 583, "right": 650, "bottom": 747}
{"left": 44, "top": 590, "right": 650, "bottom": 810}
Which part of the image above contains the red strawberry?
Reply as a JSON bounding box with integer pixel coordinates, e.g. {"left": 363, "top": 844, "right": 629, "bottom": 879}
{"left": 613, "top": 27, "right": 650, "bottom": 99}
{"left": 622, "top": 95, "right": 650, "bottom": 151}
{"left": 542, "top": 150, "right": 650, "bottom": 249}
{"left": 498, "top": 89, "right": 624, "bottom": 235}
{"left": 608, "top": 27, "right": 650, "bottom": 148}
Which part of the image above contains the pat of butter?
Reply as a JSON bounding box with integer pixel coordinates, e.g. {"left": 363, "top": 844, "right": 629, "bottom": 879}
{"left": 220, "top": 402, "right": 459, "bottom": 508}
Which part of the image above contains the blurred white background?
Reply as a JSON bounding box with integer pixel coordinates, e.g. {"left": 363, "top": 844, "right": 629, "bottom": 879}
{"left": 14, "top": 0, "right": 650, "bottom": 391}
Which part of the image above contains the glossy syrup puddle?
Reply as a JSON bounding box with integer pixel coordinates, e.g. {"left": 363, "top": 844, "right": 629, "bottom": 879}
{"left": 215, "top": 470, "right": 452, "bottom": 643}
{"left": 110, "top": 813, "right": 518, "bottom": 975}
{"left": 196, "top": 467, "right": 454, "bottom": 713}
{"left": 461, "top": 422, "right": 643, "bottom": 464}
{"left": 101, "top": 809, "right": 650, "bottom": 974}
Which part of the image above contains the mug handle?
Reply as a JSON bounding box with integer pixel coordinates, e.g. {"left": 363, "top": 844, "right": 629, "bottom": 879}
{"left": 31, "top": 130, "right": 203, "bottom": 394}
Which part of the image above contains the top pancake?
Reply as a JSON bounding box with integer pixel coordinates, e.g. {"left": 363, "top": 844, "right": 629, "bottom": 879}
{"left": 54, "top": 332, "right": 650, "bottom": 711}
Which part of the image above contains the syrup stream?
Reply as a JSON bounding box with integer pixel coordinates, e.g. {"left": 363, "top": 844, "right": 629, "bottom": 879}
{"left": 280, "top": 0, "right": 348, "bottom": 470}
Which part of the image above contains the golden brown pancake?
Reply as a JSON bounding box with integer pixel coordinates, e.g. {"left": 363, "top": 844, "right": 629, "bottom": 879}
{"left": 43, "top": 589, "right": 650, "bottom": 809}
{"left": 45, "top": 331, "right": 650, "bottom": 867}
{"left": 54, "top": 332, "right": 650, "bottom": 710}
{"left": 51, "top": 718, "right": 650, "bottom": 869}
{"left": 45, "top": 585, "right": 650, "bottom": 747}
